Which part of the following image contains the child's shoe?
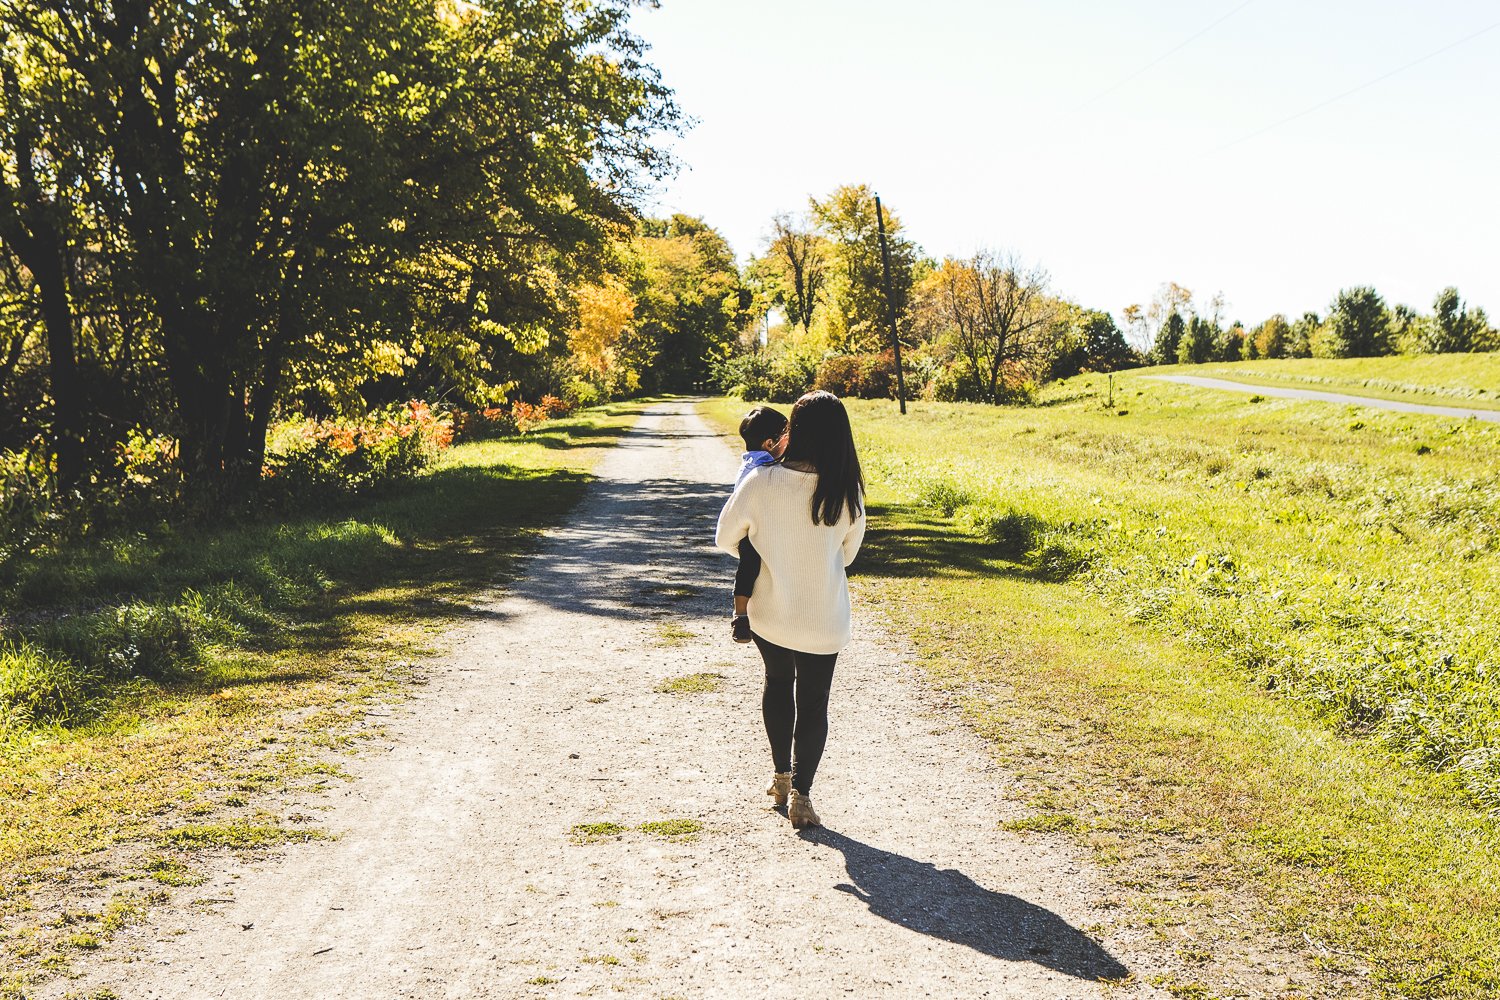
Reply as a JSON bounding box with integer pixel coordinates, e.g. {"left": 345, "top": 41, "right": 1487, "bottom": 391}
{"left": 788, "top": 789, "right": 821, "bottom": 828}
{"left": 731, "top": 614, "right": 752, "bottom": 644}
{"left": 765, "top": 772, "right": 791, "bottom": 808}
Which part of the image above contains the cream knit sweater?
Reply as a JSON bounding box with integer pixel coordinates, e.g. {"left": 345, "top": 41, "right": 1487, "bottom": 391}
{"left": 715, "top": 464, "right": 866, "bottom": 655}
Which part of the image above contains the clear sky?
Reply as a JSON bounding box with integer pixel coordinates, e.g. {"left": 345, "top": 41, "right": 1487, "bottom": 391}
{"left": 629, "top": 0, "right": 1500, "bottom": 330}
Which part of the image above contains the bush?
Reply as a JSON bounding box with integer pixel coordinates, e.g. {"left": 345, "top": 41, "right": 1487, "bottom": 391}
{"left": 917, "top": 477, "right": 973, "bottom": 517}
{"left": 31, "top": 602, "right": 198, "bottom": 680}
{"left": 0, "top": 447, "right": 64, "bottom": 564}
{"left": 454, "top": 406, "right": 519, "bottom": 442}
{"left": 814, "top": 351, "right": 900, "bottom": 399}
{"left": 264, "top": 400, "right": 453, "bottom": 501}
{"left": 714, "top": 348, "right": 819, "bottom": 403}
{"left": 538, "top": 394, "right": 572, "bottom": 418}
{"left": 0, "top": 641, "right": 92, "bottom": 729}
{"left": 562, "top": 376, "right": 603, "bottom": 410}
{"left": 901, "top": 345, "right": 950, "bottom": 400}
{"left": 964, "top": 504, "right": 1044, "bottom": 554}
{"left": 930, "top": 358, "right": 1037, "bottom": 404}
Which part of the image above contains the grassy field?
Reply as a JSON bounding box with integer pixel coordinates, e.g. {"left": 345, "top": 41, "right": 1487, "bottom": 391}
{"left": 701, "top": 380, "right": 1500, "bottom": 1000}
{"left": 0, "top": 402, "right": 643, "bottom": 996}
{"left": 1147, "top": 354, "right": 1500, "bottom": 410}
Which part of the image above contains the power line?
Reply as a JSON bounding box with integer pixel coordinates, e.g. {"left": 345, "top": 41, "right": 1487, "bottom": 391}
{"left": 1221, "top": 18, "right": 1500, "bottom": 150}
{"left": 1077, "top": 0, "right": 1259, "bottom": 108}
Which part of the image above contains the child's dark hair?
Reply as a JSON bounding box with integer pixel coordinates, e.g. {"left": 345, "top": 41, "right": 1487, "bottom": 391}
{"left": 739, "top": 405, "right": 788, "bottom": 451}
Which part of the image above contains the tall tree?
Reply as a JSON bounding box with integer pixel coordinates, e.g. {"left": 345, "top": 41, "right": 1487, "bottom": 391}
{"left": 767, "top": 213, "right": 828, "bottom": 334}
{"left": 1078, "top": 310, "right": 1135, "bottom": 371}
{"left": 1120, "top": 303, "right": 1151, "bottom": 353}
{"left": 0, "top": 45, "right": 86, "bottom": 486}
{"left": 1252, "top": 314, "right": 1290, "bottom": 359}
{"left": 810, "top": 184, "right": 919, "bottom": 353}
{"left": 934, "top": 251, "right": 1056, "bottom": 403}
{"left": 1145, "top": 281, "right": 1193, "bottom": 360}
{"left": 1424, "top": 287, "right": 1488, "bottom": 353}
{"left": 1177, "top": 315, "right": 1215, "bottom": 364}
{"left": 632, "top": 215, "right": 741, "bottom": 393}
{"left": 1151, "top": 312, "right": 1185, "bottom": 365}
{"left": 1287, "top": 312, "right": 1319, "bottom": 358}
{"left": 1321, "top": 287, "right": 1390, "bottom": 358}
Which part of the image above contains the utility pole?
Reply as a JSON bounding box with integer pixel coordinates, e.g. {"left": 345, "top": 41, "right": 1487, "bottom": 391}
{"left": 874, "top": 194, "right": 908, "bottom": 415}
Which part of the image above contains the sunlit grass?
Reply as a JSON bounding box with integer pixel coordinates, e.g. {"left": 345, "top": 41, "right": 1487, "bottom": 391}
{"left": 700, "top": 378, "right": 1500, "bottom": 999}
{"left": 1151, "top": 353, "right": 1500, "bottom": 410}
{"left": 653, "top": 672, "right": 722, "bottom": 694}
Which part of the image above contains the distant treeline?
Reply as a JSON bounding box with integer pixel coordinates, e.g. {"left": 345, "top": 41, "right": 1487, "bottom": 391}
{"left": 717, "top": 190, "right": 1497, "bottom": 407}
{"left": 1128, "top": 283, "right": 1498, "bottom": 367}
{"left": 718, "top": 184, "right": 1136, "bottom": 405}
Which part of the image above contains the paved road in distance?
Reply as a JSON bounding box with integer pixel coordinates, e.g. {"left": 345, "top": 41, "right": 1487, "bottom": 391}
{"left": 1147, "top": 374, "right": 1500, "bottom": 423}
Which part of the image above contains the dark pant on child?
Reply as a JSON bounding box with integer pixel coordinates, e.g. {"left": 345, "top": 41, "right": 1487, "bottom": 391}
{"left": 734, "top": 537, "right": 761, "bottom": 599}
{"left": 752, "top": 634, "right": 837, "bottom": 795}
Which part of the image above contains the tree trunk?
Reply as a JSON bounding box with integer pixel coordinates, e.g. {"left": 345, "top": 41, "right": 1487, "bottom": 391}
{"left": 0, "top": 213, "right": 85, "bottom": 489}
{"left": 159, "top": 304, "right": 235, "bottom": 501}
{"left": 31, "top": 238, "right": 85, "bottom": 489}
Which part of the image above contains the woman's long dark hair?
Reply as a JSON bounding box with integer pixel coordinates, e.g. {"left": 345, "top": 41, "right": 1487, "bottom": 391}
{"left": 781, "top": 391, "right": 864, "bottom": 526}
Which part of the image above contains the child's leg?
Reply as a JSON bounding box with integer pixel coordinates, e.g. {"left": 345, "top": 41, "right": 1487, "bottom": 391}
{"left": 733, "top": 538, "right": 762, "bottom": 614}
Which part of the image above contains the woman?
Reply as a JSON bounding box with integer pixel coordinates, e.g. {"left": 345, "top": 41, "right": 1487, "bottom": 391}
{"left": 715, "top": 391, "right": 866, "bottom": 828}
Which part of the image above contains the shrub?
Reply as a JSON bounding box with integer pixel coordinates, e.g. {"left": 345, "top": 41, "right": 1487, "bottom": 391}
{"left": 0, "top": 447, "right": 62, "bottom": 564}
{"left": 510, "top": 400, "right": 549, "bottom": 433}
{"left": 928, "top": 358, "right": 1037, "bottom": 404}
{"left": 901, "top": 345, "right": 950, "bottom": 400}
{"left": 562, "top": 377, "right": 602, "bottom": 409}
{"left": 31, "top": 602, "right": 197, "bottom": 680}
{"left": 264, "top": 400, "right": 452, "bottom": 501}
{"left": 454, "top": 406, "right": 519, "bottom": 441}
{"left": 0, "top": 641, "right": 92, "bottom": 729}
{"left": 538, "top": 394, "right": 572, "bottom": 418}
{"left": 964, "top": 505, "right": 1044, "bottom": 555}
{"left": 714, "top": 348, "right": 819, "bottom": 403}
{"left": 814, "top": 351, "right": 900, "bottom": 399}
{"left": 917, "top": 478, "right": 974, "bottom": 517}
{"left": 814, "top": 355, "right": 863, "bottom": 397}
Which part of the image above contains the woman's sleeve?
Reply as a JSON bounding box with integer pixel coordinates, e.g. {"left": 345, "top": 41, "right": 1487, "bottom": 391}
{"left": 841, "top": 508, "right": 867, "bottom": 567}
{"left": 715, "top": 478, "right": 754, "bottom": 557}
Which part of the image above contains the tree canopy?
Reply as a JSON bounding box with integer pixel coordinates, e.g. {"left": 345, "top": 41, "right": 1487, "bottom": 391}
{"left": 1, "top": 0, "right": 677, "bottom": 498}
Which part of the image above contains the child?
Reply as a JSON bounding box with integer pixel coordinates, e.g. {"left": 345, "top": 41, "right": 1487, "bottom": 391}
{"left": 730, "top": 405, "right": 788, "bottom": 643}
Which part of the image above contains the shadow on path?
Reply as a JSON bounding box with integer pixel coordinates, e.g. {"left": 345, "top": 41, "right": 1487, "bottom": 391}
{"left": 803, "top": 828, "right": 1130, "bottom": 983}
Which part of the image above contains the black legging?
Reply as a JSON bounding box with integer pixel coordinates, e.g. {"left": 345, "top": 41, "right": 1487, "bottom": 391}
{"left": 752, "top": 634, "right": 837, "bottom": 795}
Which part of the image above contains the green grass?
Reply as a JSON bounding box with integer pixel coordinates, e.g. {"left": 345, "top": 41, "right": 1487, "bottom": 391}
{"left": 1000, "top": 813, "right": 1079, "bottom": 834}
{"left": 1147, "top": 354, "right": 1500, "bottom": 410}
{"left": 651, "top": 622, "right": 696, "bottom": 647}
{"left": 653, "top": 672, "right": 723, "bottom": 695}
{"left": 0, "top": 401, "right": 644, "bottom": 991}
{"left": 636, "top": 818, "right": 703, "bottom": 840}
{"left": 570, "top": 821, "right": 629, "bottom": 844}
{"left": 699, "top": 389, "right": 1500, "bottom": 999}
{"left": 158, "top": 821, "right": 324, "bottom": 851}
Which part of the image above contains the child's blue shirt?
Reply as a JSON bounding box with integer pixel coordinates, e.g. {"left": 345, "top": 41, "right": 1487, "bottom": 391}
{"left": 737, "top": 450, "right": 777, "bottom": 486}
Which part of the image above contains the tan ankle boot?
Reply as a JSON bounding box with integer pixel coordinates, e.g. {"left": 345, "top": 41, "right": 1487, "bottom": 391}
{"left": 765, "top": 772, "right": 791, "bottom": 808}
{"left": 788, "top": 789, "right": 820, "bottom": 828}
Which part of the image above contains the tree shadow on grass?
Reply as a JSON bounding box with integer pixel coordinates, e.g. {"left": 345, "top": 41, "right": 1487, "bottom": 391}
{"left": 804, "top": 828, "right": 1129, "bottom": 983}
{"left": 853, "top": 502, "right": 1027, "bottom": 582}
{"left": 2, "top": 452, "right": 620, "bottom": 721}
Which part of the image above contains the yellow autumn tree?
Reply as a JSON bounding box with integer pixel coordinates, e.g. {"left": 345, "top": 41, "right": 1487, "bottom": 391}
{"left": 568, "top": 276, "right": 639, "bottom": 398}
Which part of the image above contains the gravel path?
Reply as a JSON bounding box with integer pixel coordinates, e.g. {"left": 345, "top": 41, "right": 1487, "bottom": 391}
{"left": 1148, "top": 373, "right": 1500, "bottom": 421}
{"left": 57, "top": 400, "right": 1168, "bottom": 999}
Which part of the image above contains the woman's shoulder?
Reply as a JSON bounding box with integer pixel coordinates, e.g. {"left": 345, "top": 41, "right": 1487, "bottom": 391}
{"left": 736, "top": 463, "right": 809, "bottom": 504}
